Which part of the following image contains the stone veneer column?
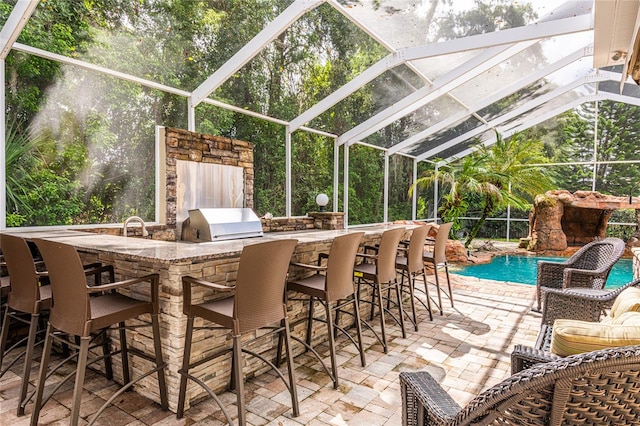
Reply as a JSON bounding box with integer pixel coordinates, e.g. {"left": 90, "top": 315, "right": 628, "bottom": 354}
{"left": 161, "top": 126, "right": 254, "bottom": 239}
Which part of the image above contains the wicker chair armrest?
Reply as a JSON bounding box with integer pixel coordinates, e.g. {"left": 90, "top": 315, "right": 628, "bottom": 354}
{"left": 82, "top": 263, "right": 115, "bottom": 285}
{"left": 541, "top": 288, "right": 607, "bottom": 326}
{"left": 88, "top": 273, "right": 159, "bottom": 293}
{"left": 400, "top": 371, "right": 461, "bottom": 426}
{"left": 563, "top": 267, "right": 609, "bottom": 283}
{"left": 182, "top": 276, "right": 235, "bottom": 314}
{"left": 537, "top": 261, "right": 567, "bottom": 290}
{"left": 182, "top": 275, "right": 235, "bottom": 292}
{"left": 511, "top": 344, "right": 561, "bottom": 374}
{"left": 356, "top": 252, "right": 377, "bottom": 260}
{"left": 290, "top": 261, "right": 326, "bottom": 272}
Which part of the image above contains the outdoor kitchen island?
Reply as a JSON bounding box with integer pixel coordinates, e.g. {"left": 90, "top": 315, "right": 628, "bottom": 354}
{"left": 4, "top": 224, "right": 412, "bottom": 413}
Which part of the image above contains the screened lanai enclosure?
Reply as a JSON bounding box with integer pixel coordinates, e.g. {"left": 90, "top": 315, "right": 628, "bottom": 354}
{"left": 2, "top": 0, "right": 640, "bottom": 239}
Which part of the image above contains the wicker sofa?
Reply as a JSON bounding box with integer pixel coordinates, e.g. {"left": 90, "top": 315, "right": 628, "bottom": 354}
{"left": 512, "top": 278, "right": 640, "bottom": 373}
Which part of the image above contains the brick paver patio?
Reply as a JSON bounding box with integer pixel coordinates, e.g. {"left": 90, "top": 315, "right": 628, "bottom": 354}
{"left": 1, "top": 272, "right": 541, "bottom": 425}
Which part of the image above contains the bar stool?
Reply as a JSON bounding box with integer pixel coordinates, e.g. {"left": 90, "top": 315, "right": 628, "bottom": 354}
{"left": 177, "top": 239, "right": 299, "bottom": 426}
{"left": 423, "top": 222, "right": 454, "bottom": 314}
{"left": 354, "top": 227, "right": 405, "bottom": 353}
{"left": 30, "top": 238, "right": 168, "bottom": 426}
{"left": 395, "top": 225, "right": 434, "bottom": 330}
{"left": 0, "top": 234, "right": 51, "bottom": 417}
{"left": 283, "top": 232, "right": 366, "bottom": 388}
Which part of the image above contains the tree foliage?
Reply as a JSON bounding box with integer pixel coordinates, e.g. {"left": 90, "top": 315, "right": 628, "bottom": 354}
{"left": 412, "top": 131, "right": 553, "bottom": 246}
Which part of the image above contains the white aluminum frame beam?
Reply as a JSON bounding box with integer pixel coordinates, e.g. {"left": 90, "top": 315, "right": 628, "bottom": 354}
{"left": 338, "top": 41, "right": 538, "bottom": 146}
{"left": 0, "top": 0, "right": 38, "bottom": 60}
{"left": 446, "top": 97, "right": 590, "bottom": 163}
{"left": 418, "top": 71, "right": 613, "bottom": 161}
{"left": 387, "top": 44, "right": 594, "bottom": 156}
{"left": 290, "top": 14, "right": 593, "bottom": 133}
{"left": 438, "top": 90, "right": 640, "bottom": 164}
{"left": 189, "top": 0, "right": 325, "bottom": 108}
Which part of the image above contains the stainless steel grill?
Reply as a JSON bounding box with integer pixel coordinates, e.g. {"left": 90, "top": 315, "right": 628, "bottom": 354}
{"left": 181, "top": 208, "right": 263, "bottom": 242}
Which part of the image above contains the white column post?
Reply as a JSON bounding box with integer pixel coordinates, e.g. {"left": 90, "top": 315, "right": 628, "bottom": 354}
{"left": 383, "top": 152, "right": 389, "bottom": 223}
{"left": 344, "top": 143, "right": 349, "bottom": 227}
{"left": 286, "top": 125, "right": 292, "bottom": 217}
{"left": 412, "top": 159, "right": 417, "bottom": 220}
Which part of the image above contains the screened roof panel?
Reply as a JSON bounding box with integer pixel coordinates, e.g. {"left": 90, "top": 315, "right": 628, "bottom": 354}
{"left": 362, "top": 95, "right": 469, "bottom": 150}
{"left": 449, "top": 34, "right": 592, "bottom": 107}
{"left": 407, "top": 50, "right": 485, "bottom": 82}
{"left": 600, "top": 79, "right": 640, "bottom": 98}
{"left": 498, "top": 85, "right": 595, "bottom": 130}
{"left": 476, "top": 63, "right": 596, "bottom": 124}
{"left": 306, "top": 63, "right": 425, "bottom": 134}
{"left": 336, "top": 0, "right": 588, "bottom": 49}
{"left": 15, "top": 1, "right": 300, "bottom": 92}
{"left": 408, "top": 116, "right": 484, "bottom": 158}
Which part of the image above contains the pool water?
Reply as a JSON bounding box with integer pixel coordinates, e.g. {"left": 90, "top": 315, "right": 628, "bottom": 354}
{"left": 453, "top": 255, "right": 634, "bottom": 288}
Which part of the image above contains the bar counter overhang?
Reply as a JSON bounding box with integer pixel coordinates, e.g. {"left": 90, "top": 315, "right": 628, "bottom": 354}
{"left": 2, "top": 224, "right": 411, "bottom": 412}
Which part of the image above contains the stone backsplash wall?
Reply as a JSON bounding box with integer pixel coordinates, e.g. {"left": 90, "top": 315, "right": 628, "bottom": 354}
{"left": 162, "top": 127, "right": 254, "bottom": 237}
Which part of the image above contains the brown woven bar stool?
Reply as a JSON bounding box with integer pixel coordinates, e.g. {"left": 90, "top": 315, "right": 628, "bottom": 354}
{"left": 423, "top": 221, "right": 453, "bottom": 314}
{"left": 283, "top": 232, "right": 366, "bottom": 389}
{"left": 29, "top": 238, "right": 168, "bottom": 426}
{"left": 0, "top": 234, "right": 52, "bottom": 417}
{"left": 395, "top": 225, "right": 434, "bottom": 329}
{"left": 177, "top": 239, "right": 299, "bottom": 426}
{"left": 354, "top": 227, "right": 405, "bottom": 353}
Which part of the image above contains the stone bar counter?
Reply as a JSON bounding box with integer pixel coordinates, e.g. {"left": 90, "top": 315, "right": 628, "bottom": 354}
{"left": 4, "top": 224, "right": 411, "bottom": 412}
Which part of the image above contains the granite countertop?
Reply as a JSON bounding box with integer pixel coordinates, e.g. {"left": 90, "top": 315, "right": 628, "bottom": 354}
{"left": 2, "top": 224, "right": 411, "bottom": 263}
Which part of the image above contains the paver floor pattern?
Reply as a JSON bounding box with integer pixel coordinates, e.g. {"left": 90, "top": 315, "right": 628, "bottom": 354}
{"left": 0, "top": 273, "right": 541, "bottom": 425}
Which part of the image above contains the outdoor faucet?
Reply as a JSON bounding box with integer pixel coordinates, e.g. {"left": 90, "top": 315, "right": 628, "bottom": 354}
{"left": 123, "top": 216, "right": 149, "bottom": 237}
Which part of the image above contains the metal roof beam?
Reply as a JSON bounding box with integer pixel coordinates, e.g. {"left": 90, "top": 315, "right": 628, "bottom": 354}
{"left": 444, "top": 96, "right": 600, "bottom": 164}
{"left": 338, "top": 41, "right": 538, "bottom": 146}
{"left": 388, "top": 44, "right": 593, "bottom": 156}
{"left": 439, "top": 89, "right": 640, "bottom": 164}
{"left": 339, "top": 15, "right": 595, "bottom": 147}
{"left": 0, "top": 0, "right": 38, "bottom": 60}
{"left": 418, "top": 72, "right": 612, "bottom": 161}
{"left": 290, "top": 13, "right": 593, "bottom": 132}
{"left": 190, "top": 0, "right": 325, "bottom": 107}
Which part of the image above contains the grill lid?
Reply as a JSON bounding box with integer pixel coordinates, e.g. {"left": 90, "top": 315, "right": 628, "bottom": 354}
{"left": 184, "top": 208, "right": 263, "bottom": 242}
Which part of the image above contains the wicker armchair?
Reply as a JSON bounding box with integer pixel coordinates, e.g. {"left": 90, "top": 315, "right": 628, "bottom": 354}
{"left": 512, "top": 278, "right": 640, "bottom": 373}
{"left": 535, "top": 237, "right": 626, "bottom": 311}
{"left": 401, "top": 345, "right": 640, "bottom": 426}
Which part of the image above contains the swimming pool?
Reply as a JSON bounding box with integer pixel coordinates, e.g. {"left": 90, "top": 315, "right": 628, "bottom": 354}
{"left": 452, "top": 255, "right": 634, "bottom": 288}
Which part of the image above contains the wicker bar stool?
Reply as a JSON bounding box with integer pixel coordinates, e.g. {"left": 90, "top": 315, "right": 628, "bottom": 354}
{"left": 177, "top": 239, "right": 299, "bottom": 426}
{"left": 283, "top": 232, "right": 366, "bottom": 388}
{"left": 423, "top": 222, "right": 453, "bottom": 314}
{"left": 29, "top": 238, "right": 168, "bottom": 426}
{"left": 354, "top": 227, "right": 405, "bottom": 353}
{"left": 395, "top": 225, "right": 434, "bottom": 330}
{"left": 0, "top": 234, "right": 52, "bottom": 417}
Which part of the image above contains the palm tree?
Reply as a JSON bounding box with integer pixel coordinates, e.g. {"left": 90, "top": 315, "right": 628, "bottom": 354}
{"left": 464, "top": 131, "right": 553, "bottom": 247}
{"left": 5, "top": 119, "right": 42, "bottom": 217}
{"left": 411, "top": 131, "right": 553, "bottom": 247}
{"left": 411, "top": 152, "right": 494, "bottom": 237}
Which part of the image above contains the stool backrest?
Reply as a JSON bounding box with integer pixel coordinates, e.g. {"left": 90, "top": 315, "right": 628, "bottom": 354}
{"left": 1, "top": 234, "right": 41, "bottom": 314}
{"left": 234, "top": 239, "right": 298, "bottom": 333}
{"left": 376, "top": 228, "right": 405, "bottom": 283}
{"left": 33, "top": 239, "right": 90, "bottom": 336}
{"left": 325, "top": 232, "right": 364, "bottom": 301}
{"left": 433, "top": 222, "right": 453, "bottom": 264}
{"left": 406, "top": 225, "right": 431, "bottom": 274}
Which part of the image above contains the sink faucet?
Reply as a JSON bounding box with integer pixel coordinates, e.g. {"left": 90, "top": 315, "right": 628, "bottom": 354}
{"left": 123, "top": 216, "right": 149, "bottom": 237}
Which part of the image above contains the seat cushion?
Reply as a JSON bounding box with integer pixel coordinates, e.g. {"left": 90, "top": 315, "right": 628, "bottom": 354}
{"left": 610, "top": 287, "right": 640, "bottom": 318}
{"left": 550, "top": 318, "right": 640, "bottom": 356}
